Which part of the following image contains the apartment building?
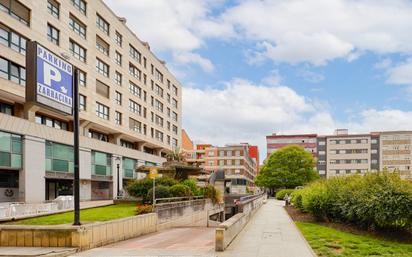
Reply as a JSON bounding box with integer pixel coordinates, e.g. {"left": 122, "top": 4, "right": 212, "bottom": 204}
{"left": 379, "top": 131, "right": 412, "bottom": 180}
{"left": 181, "top": 129, "right": 194, "bottom": 152}
{"left": 0, "top": 0, "right": 182, "bottom": 202}
{"left": 266, "top": 133, "right": 317, "bottom": 158}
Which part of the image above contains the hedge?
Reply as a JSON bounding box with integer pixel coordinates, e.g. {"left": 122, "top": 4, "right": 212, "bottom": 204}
{"left": 292, "top": 172, "right": 412, "bottom": 230}
{"left": 275, "top": 189, "right": 295, "bottom": 200}
{"left": 170, "top": 184, "right": 193, "bottom": 197}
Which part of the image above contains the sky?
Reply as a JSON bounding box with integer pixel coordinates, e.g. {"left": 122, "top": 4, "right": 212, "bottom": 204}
{"left": 104, "top": 0, "right": 412, "bottom": 162}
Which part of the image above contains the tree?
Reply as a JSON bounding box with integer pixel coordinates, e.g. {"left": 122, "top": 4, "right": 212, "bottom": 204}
{"left": 255, "top": 145, "right": 319, "bottom": 190}
{"left": 166, "top": 147, "right": 186, "bottom": 162}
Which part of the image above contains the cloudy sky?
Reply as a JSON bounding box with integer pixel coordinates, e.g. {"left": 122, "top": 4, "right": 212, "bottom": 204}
{"left": 104, "top": 0, "right": 412, "bottom": 162}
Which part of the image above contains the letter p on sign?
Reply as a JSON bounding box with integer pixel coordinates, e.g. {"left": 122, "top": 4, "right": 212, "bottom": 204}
{"left": 43, "top": 62, "right": 61, "bottom": 86}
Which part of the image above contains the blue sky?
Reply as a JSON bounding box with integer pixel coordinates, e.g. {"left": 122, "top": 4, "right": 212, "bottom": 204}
{"left": 105, "top": 0, "right": 412, "bottom": 161}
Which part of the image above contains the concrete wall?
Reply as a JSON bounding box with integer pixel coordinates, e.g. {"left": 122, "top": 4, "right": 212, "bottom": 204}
{"left": 215, "top": 194, "right": 265, "bottom": 251}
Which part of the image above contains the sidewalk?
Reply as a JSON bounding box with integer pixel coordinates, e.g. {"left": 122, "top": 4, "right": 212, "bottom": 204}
{"left": 217, "top": 199, "right": 316, "bottom": 257}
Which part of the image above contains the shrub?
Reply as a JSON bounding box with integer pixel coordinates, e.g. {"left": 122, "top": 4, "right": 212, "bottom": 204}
{"left": 181, "top": 179, "right": 201, "bottom": 196}
{"left": 201, "top": 185, "right": 221, "bottom": 204}
{"left": 135, "top": 204, "right": 152, "bottom": 215}
{"left": 170, "top": 184, "right": 193, "bottom": 197}
{"left": 126, "top": 176, "right": 178, "bottom": 199}
{"left": 146, "top": 185, "right": 171, "bottom": 203}
{"left": 276, "top": 189, "right": 295, "bottom": 200}
{"left": 296, "top": 172, "right": 412, "bottom": 230}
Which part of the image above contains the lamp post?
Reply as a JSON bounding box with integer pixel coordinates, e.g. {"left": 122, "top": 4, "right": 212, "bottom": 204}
{"left": 115, "top": 156, "right": 121, "bottom": 198}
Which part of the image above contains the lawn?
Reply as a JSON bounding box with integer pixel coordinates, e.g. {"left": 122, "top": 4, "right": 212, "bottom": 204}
{"left": 7, "top": 203, "right": 137, "bottom": 225}
{"left": 296, "top": 222, "right": 412, "bottom": 257}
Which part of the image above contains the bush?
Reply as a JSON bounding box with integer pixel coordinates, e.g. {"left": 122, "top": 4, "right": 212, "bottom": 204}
{"left": 276, "top": 189, "right": 295, "bottom": 200}
{"left": 201, "top": 185, "right": 221, "bottom": 204}
{"left": 146, "top": 185, "right": 171, "bottom": 203}
{"left": 135, "top": 204, "right": 152, "bottom": 215}
{"left": 126, "top": 176, "right": 178, "bottom": 199}
{"left": 295, "top": 172, "right": 412, "bottom": 230}
{"left": 181, "top": 179, "right": 201, "bottom": 196}
{"left": 170, "top": 184, "right": 193, "bottom": 197}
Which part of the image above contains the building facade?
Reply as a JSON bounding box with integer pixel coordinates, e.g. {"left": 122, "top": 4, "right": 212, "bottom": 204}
{"left": 0, "top": 0, "right": 182, "bottom": 202}
{"left": 266, "top": 133, "right": 318, "bottom": 158}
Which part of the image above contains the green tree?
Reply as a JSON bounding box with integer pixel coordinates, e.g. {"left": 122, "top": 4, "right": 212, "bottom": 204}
{"left": 255, "top": 145, "right": 319, "bottom": 190}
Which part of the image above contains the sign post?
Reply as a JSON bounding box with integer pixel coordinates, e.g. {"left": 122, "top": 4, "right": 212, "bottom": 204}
{"left": 149, "top": 167, "right": 158, "bottom": 205}
{"left": 26, "top": 41, "right": 80, "bottom": 225}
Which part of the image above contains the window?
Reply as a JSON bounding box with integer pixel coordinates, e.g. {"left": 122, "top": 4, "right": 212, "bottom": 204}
{"left": 114, "top": 71, "right": 122, "bottom": 86}
{"left": 69, "top": 40, "right": 86, "bottom": 62}
{"left": 96, "top": 102, "right": 109, "bottom": 120}
{"left": 155, "top": 100, "right": 163, "bottom": 112}
{"left": 79, "top": 94, "right": 86, "bottom": 110}
{"left": 172, "top": 85, "right": 178, "bottom": 96}
{"left": 0, "top": 57, "right": 26, "bottom": 86}
{"left": 371, "top": 139, "right": 378, "bottom": 144}
{"left": 115, "top": 51, "right": 122, "bottom": 66}
{"left": 129, "top": 81, "right": 141, "bottom": 98}
{"left": 155, "top": 84, "right": 163, "bottom": 97}
{"left": 172, "top": 125, "right": 178, "bottom": 135}
{"left": 115, "top": 91, "right": 122, "bottom": 105}
{"left": 129, "top": 63, "right": 141, "bottom": 80}
{"left": 115, "top": 31, "right": 122, "bottom": 47}
{"left": 47, "top": 0, "right": 59, "bottom": 19}
{"left": 318, "top": 150, "right": 325, "bottom": 155}
{"left": 115, "top": 111, "right": 122, "bottom": 125}
{"left": 69, "top": 14, "right": 86, "bottom": 39}
{"left": 219, "top": 160, "right": 224, "bottom": 166}
{"left": 96, "top": 58, "right": 109, "bottom": 77}
{"left": 123, "top": 158, "right": 136, "bottom": 178}
{"left": 166, "top": 93, "right": 171, "bottom": 103}
{"left": 96, "top": 80, "right": 109, "bottom": 98}
{"left": 121, "top": 140, "right": 135, "bottom": 149}
{"left": 129, "top": 100, "right": 141, "bottom": 115}
{"left": 371, "top": 149, "right": 378, "bottom": 154}
{"left": 155, "top": 130, "right": 163, "bottom": 142}
{"left": 96, "top": 36, "right": 109, "bottom": 56}
{"left": 167, "top": 107, "right": 171, "bottom": 117}
{"left": 0, "top": 0, "right": 30, "bottom": 26}
{"left": 0, "top": 24, "right": 26, "bottom": 54}
{"left": 45, "top": 141, "right": 73, "bottom": 173}
{"left": 361, "top": 139, "right": 368, "bottom": 144}
{"left": 371, "top": 159, "right": 378, "bottom": 164}
{"left": 155, "top": 69, "right": 163, "bottom": 83}
{"left": 318, "top": 141, "right": 325, "bottom": 146}
{"left": 47, "top": 24, "right": 59, "bottom": 45}
{"left": 172, "top": 98, "right": 178, "bottom": 108}
{"left": 235, "top": 150, "right": 240, "bottom": 156}
{"left": 35, "top": 114, "right": 68, "bottom": 130}
{"left": 129, "top": 118, "right": 141, "bottom": 133}
{"left": 0, "top": 102, "right": 13, "bottom": 115}
{"left": 71, "top": 0, "right": 86, "bottom": 15}
{"left": 172, "top": 138, "right": 178, "bottom": 148}
{"left": 172, "top": 112, "right": 178, "bottom": 122}
{"left": 88, "top": 130, "right": 108, "bottom": 142}
{"left": 91, "top": 151, "right": 112, "bottom": 176}
{"left": 78, "top": 69, "right": 86, "bottom": 86}
{"left": 167, "top": 121, "right": 170, "bottom": 131}
{"left": 96, "top": 14, "right": 109, "bottom": 35}
{"left": 155, "top": 115, "right": 163, "bottom": 127}
{"left": 129, "top": 45, "right": 141, "bottom": 63}
{"left": 0, "top": 131, "right": 22, "bottom": 168}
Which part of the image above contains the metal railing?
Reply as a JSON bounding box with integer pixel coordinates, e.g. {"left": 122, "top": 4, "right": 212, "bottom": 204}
{"left": 154, "top": 195, "right": 204, "bottom": 205}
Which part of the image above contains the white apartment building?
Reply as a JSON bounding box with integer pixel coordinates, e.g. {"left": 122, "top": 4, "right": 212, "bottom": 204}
{"left": 0, "top": 0, "right": 182, "bottom": 202}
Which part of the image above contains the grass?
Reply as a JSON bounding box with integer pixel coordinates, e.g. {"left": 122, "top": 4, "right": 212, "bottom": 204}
{"left": 7, "top": 203, "right": 138, "bottom": 225}
{"left": 296, "top": 222, "right": 412, "bottom": 257}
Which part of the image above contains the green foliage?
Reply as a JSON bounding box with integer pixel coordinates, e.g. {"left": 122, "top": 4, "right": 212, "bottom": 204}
{"left": 255, "top": 145, "right": 319, "bottom": 189}
{"left": 170, "top": 184, "right": 193, "bottom": 197}
{"left": 275, "top": 189, "right": 295, "bottom": 200}
{"left": 181, "top": 179, "right": 201, "bottom": 196}
{"left": 200, "top": 185, "right": 220, "bottom": 204}
{"left": 294, "top": 172, "right": 412, "bottom": 230}
{"left": 297, "top": 221, "right": 412, "bottom": 257}
{"left": 147, "top": 185, "right": 171, "bottom": 203}
{"left": 126, "top": 176, "right": 178, "bottom": 199}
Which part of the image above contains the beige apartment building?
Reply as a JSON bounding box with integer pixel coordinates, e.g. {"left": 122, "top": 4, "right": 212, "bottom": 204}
{"left": 380, "top": 131, "right": 412, "bottom": 180}
{"left": 0, "top": 0, "right": 182, "bottom": 202}
{"left": 325, "top": 132, "right": 373, "bottom": 178}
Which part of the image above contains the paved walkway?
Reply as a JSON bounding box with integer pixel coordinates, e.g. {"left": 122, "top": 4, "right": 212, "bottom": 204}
{"left": 72, "top": 227, "right": 216, "bottom": 256}
{"left": 0, "top": 247, "right": 77, "bottom": 256}
{"left": 217, "top": 199, "right": 316, "bottom": 257}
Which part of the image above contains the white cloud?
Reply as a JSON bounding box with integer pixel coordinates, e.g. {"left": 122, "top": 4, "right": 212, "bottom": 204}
{"left": 386, "top": 59, "right": 412, "bottom": 86}
{"left": 298, "top": 69, "right": 325, "bottom": 83}
{"left": 173, "top": 52, "right": 215, "bottom": 73}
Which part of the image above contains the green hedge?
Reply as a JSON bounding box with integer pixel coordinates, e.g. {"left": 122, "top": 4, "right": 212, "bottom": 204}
{"left": 170, "top": 184, "right": 193, "bottom": 197}
{"left": 275, "top": 189, "right": 295, "bottom": 200}
{"left": 292, "top": 172, "right": 412, "bottom": 230}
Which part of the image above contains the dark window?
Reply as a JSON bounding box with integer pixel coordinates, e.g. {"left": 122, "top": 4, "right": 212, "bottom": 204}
{"left": 47, "top": 0, "right": 59, "bottom": 19}
{"left": 71, "top": 0, "right": 86, "bottom": 15}
{"left": 96, "top": 14, "right": 109, "bottom": 35}
{"left": 0, "top": 57, "right": 25, "bottom": 86}
{"left": 47, "top": 24, "right": 59, "bottom": 45}
{"left": 0, "top": 0, "right": 30, "bottom": 26}
{"left": 69, "top": 40, "right": 86, "bottom": 62}
{"left": 0, "top": 24, "right": 26, "bottom": 54}
{"left": 69, "top": 14, "right": 86, "bottom": 39}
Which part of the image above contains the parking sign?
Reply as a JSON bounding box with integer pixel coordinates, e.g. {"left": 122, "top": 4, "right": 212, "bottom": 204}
{"left": 26, "top": 42, "right": 74, "bottom": 115}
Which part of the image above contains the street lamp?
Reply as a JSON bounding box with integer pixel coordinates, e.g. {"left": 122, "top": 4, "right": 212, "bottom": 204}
{"left": 114, "top": 156, "right": 121, "bottom": 198}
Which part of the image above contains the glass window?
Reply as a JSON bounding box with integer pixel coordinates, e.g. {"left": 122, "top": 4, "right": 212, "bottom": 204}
{"left": 115, "top": 91, "right": 122, "bottom": 105}
{"left": 69, "top": 40, "right": 86, "bottom": 62}
{"left": 47, "top": 0, "right": 59, "bottom": 19}
{"left": 96, "top": 58, "right": 109, "bottom": 77}
{"left": 79, "top": 94, "right": 86, "bottom": 110}
{"left": 115, "top": 31, "right": 122, "bottom": 46}
{"left": 129, "top": 100, "right": 141, "bottom": 115}
{"left": 114, "top": 71, "right": 122, "bottom": 86}
{"left": 129, "top": 118, "right": 141, "bottom": 133}
{"left": 129, "top": 63, "right": 141, "bottom": 80}
{"left": 96, "top": 36, "right": 109, "bottom": 56}
{"left": 129, "top": 45, "right": 141, "bottom": 63}
{"left": 96, "top": 14, "right": 109, "bottom": 35}
{"left": 92, "top": 151, "right": 111, "bottom": 176}
{"left": 69, "top": 14, "right": 86, "bottom": 39}
{"left": 0, "top": 57, "right": 25, "bottom": 86}
{"left": 78, "top": 69, "right": 86, "bottom": 86}
{"left": 0, "top": 102, "right": 13, "bottom": 115}
{"left": 0, "top": 24, "right": 26, "bottom": 54}
{"left": 123, "top": 158, "right": 136, "bottom": 178}
{"left": 129, "top": 81, "right": 141, "bottom": 98}
{"left": 96, "top": 102, "right": 109, "bottom": 120}
{"left": 115, "top": 111, "right": 121, "bottom": 125}
{"left": 0, "top": 0, "right": 30, "bottom": 26}
{"left": 71, "top": 0, "right": 86, "bottom": 15}
{"left": 115, "top": 51, "right": 122, "bottom": 66}
{"left": 47, "top": 24, "right": 59, "bottom": 45}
